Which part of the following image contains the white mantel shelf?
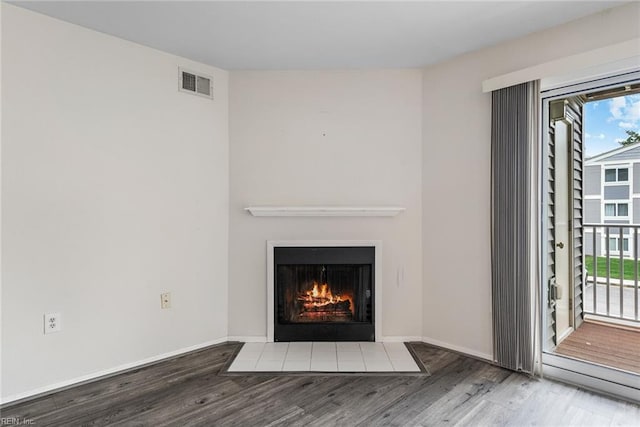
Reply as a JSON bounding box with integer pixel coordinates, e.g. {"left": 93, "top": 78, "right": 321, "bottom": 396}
{"left": 244, "top": 206, "right": 406, "bottom": 217}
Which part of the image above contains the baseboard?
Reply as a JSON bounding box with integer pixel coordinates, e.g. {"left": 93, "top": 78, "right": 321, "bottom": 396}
{"left": 227, "top": 336, "right": 267, "bottom": 343}
{"left": 0, "top": 337, "right": 228, "bottom": 406}
{"left": 380, "top": 336, "right": 423, "bottom": 343}
{"left": 557, "top": 327, "right": 573, "bottom": 343}
{"left": 421, "top": 336, "right": 494, "bottom": 362}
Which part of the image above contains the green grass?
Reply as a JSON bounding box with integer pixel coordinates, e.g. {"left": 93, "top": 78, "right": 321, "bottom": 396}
{"left": 585, "top": 255, "right": 640, "bottom": 281}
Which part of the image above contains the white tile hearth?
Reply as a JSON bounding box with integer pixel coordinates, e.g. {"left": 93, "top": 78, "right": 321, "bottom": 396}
{"left": 228, "top": 342, "right": 421, "bottom": 373}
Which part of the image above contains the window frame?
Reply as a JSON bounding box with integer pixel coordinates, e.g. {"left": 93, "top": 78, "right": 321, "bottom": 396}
{"left": 603, "top": 202, "right": 630, "bottom": 218}
{"left": 607, "top": 235, "right": 630, "bottom": 255}
{"left": 603, "top": 166, "right": 629, "bottom": 184}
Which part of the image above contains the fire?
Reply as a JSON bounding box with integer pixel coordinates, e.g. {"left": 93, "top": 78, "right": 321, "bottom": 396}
{"left": 299, "top": 281, "right": 354, "bottom": 315}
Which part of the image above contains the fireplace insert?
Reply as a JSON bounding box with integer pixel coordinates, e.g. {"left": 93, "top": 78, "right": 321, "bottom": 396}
{"left": 274, "top": 246, "right": 374, "bottom": 341}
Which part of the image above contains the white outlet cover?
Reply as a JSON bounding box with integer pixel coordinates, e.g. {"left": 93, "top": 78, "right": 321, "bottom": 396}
{"left": 44, "top": 312, "right": 62, "bottom": 334}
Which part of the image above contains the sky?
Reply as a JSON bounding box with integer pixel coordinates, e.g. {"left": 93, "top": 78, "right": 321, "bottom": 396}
{"left": 583, "top": 93, "right": 640, "bottom": 157}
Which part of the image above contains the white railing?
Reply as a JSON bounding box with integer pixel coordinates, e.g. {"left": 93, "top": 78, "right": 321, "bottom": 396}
{"left": 583, "top": 224, "right": 640, "bottom": 324}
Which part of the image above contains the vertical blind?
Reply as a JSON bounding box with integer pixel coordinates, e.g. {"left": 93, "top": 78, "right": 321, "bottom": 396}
{"left": 491, "top": 81, "right": 539, "bottom": 373}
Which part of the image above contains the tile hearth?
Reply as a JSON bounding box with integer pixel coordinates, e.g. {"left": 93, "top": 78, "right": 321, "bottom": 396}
{"left": 227, "top": 342, "right": 422, "bottom": 373}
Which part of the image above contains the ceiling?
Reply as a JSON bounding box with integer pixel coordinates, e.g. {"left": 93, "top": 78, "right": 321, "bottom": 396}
{"left": 10, "top": 1, "right": 628, "bottom": 70}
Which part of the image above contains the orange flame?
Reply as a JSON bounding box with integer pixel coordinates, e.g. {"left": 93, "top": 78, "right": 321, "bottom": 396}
{"left": 299, "top": 281, "right": 354, "bottom": 315}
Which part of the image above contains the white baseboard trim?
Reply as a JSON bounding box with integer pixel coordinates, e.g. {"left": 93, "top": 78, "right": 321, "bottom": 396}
{"left": 227, "top": 336, "right": 267, "bottom": 343}
{"left": 380, "top": 336, "right": 423, "bottom": 343}
{"left": 0, "top": 337, "right": 228, "bottom": 406}
{"left": 422, "top": 336, "right": 493, "bottom": 362}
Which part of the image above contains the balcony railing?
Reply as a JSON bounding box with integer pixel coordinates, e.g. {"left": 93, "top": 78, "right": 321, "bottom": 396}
{"left": 583, "top": 224, "right": 640, "bottom": 325}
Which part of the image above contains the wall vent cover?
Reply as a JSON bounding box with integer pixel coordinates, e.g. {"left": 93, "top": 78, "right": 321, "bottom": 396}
{"left": 179, "top": 68, "right": 213, "bottom": 99}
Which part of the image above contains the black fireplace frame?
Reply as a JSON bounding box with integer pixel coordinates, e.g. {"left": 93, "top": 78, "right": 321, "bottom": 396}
{"left": 273, "top": 246, "right": 375, "bottom": 342}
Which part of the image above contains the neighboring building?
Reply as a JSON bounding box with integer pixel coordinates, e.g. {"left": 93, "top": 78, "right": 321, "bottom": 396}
{"left": 584, "top": 141, "right": 640, "bottom": 258}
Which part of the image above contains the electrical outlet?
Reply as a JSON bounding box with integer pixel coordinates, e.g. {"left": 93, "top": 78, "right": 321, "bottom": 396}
{"left": 161, "top": 292, "right": 171, "bottom": 309}
{"left": 44, "top": 312, "right": 61, "bottom": 334}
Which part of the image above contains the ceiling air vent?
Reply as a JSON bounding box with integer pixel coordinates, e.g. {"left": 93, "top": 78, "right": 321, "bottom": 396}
{"left": 179, "top": 68, "right": 213, "bottom": 99}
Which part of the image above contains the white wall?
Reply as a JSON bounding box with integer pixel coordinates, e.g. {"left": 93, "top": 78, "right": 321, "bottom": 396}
{"left": 1, "top": 4, "right": 229, "bottom": 401}
{"left": 422, "top": 2, "right": 640, "bottom": 359}
{"left": 228, "top": 70, "right": 423, "bottom": 340}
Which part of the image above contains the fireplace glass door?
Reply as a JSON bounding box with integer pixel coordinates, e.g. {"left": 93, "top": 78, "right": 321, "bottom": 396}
{"left": 274, "top": 247, "right": 374, "bottom": 341}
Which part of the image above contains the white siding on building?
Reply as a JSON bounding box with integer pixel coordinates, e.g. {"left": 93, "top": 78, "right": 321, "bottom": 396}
{"left": 603, "top": 185, "right": 629, "bottom": 200}
{"left": 584, "top": 199, "right": 601, "bottom": 223}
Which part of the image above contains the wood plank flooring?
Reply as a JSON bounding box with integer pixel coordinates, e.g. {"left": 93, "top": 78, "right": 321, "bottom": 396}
{"left": 555, "top": 322, "right": 640, "bottom": 374}
{"left": 1, "top": 342, "right": 639, "bottom": 426}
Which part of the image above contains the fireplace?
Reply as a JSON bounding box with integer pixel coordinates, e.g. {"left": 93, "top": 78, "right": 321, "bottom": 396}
{"left": 274, "top": 246, "right": 375, "bottom": 341}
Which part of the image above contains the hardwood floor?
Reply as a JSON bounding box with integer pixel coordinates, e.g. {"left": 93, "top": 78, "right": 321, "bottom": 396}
{"left": 1, "top": 342, "right": 639, "bottom": 426}
{"left": 555, "top": 321, "right": 640, "bottom": 374}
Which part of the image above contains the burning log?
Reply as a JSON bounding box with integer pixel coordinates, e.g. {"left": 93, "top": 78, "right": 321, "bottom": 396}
{"left": 296, "top": 281, "right": 354, "bottom": 322}
{"left": 298, "top": 312, "right": 352, "bottom": 321}
{"left": 302, "top": 299, "right": 351, "bottom": 313}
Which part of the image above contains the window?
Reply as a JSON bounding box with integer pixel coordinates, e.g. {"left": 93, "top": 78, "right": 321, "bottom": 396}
{"left": 604, "top": 167, "right": 629, "bottom": 183}
{"left": 618, "top": 203, "right": 629, "bottom": 216}
{"left": 608, "top": 236, "right": 630, "bottom": 253}
{"left": 605, "top": 169, "right": 616, "bottom": 182}
{"left": 605, "top": 203, "right": 616, "bottom": 216}
{"left": 618, "top": 168, "right": 629, "bottom": 181}
{"left": 604, "top": 202, "right": 629, "bottom": 217}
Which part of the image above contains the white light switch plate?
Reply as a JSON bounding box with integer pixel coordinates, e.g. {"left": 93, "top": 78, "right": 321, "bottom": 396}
{"left": 161, "top": 292, "right": 171, "bottom": 309}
